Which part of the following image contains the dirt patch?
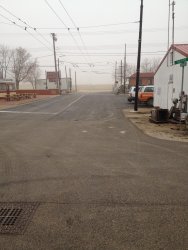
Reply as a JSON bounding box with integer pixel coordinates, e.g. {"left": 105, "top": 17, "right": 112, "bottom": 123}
{"left": 123, "top": 108, "right": 188, "bottom": 142}
{"left": 0, "top": 95, "right": 58, "bottom": 110}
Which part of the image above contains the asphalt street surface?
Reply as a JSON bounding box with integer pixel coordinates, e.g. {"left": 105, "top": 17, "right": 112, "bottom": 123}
{"left": 0, "top": 92, "right": 187, "bottom": 250}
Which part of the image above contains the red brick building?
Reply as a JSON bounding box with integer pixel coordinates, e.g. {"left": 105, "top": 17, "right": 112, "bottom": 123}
{"left": 129, "top": 72, "right": 154, "bottom": 87}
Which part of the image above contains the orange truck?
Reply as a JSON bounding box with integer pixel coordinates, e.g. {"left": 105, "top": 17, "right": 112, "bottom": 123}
{"left": 138, "top": 85, "right": 154, "bottom": 106}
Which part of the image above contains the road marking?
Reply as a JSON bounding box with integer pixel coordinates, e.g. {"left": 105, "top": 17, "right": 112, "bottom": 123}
{"left": 0, "top": 110, "right": 57, "bottom": 115}
{"left": 82, "top": 130, "right": 88, "bottom": 133}
{"left": 56, "top": 95, "right": 85, "bottom": 115}
{"left": 0, "top": 95, "right": 85, "bottom": 116}
{"left": 120, "top": 131, "right": 126, "bottom": 134}
{"left": 108, "top": 126, "right": 115, "bottom": 129}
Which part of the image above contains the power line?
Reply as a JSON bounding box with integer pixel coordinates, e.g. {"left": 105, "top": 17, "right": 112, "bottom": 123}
{"left": 58, "top": 0, "right": 77, "bottom": 28}
{"left": 0, "top": 12, "right": 53, "bottom": 53}
{"left": 0, "top": 12, "right": 24, "bottom": 28}
{"left": 58, "top": 0, "right": 94, "bottom": 66}
{"left": 0, "top": 11, "right": 52, "bottom": 51}
{"left": 58, "top": 50, "right": 165, "bottom": 55}
{"left": 78, "top": 21, "right": 139, "bottom": 29}
{"left": 35, "top": 21, "right": 139, "bottom": 30}
{"left": 45, "top": 0, "right": 94, "bottom": 67}
{"left": 35, "top": 54, "right": 54, "bottom": 59}
{"left": 0, "top": 4, "right": 52, "bottom": 48}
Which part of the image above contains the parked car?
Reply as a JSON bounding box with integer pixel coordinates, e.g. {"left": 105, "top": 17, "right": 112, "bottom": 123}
{"left": 128, "top": 86, "right": 141, "bottom": 102}
{"left": 138, "top": 85, "right": 154, "bottom": 106}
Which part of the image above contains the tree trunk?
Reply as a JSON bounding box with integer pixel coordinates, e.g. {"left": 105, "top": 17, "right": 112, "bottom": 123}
{"left": 16, "top": 81, "right": 19, "bottom": 90}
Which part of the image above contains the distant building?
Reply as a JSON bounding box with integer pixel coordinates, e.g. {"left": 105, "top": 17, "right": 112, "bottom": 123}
{"left": 19, "top": 78, "right": 72, "bottom": 91}
{"left": 0, "top": 79, "right": 16, "bottom": 91}
{"left": 154, "top": 44, "right": 188, "bottom": 109}
{"left": 129, "top": 72, "right": 154, "bottom": 87}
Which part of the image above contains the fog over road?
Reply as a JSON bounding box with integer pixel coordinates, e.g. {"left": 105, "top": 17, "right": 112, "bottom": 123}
{"left": 0, "top": 93, "right": 187, "bottom": 250}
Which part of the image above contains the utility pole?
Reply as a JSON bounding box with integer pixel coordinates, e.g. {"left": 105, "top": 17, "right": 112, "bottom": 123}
{"left": 51, "top": 33, "right": 58, "bottom": 90}
{"left": 57, "top": 58, "right": 61, "bottom": 93}
{"left": 75, "top": 71, "right": 77, "bottom": 93}
{"left": 124, "top": 44, "right": 127, "bottom": 93}
{"left": 65, "top": 66, "right": 68, "bottom": 91}
{"left": 120, "top": 60, "right": 123, "bottom": 87}
{"left": 69, "top": 68, "right": 72, "bottom": 92}
{"left": 45, "top": 70, "right": 48, "bottom": 90}
{"left": 167, "top": 0, "right": 171, "bottom": 66}
{"left": 115, "top": 61, "right": 117, "bottom": 84}
{"left": 134, "top": 0, "right": 144, "bottom": 111}
{"left": 172, "top": 1, "right": 175, "bottom": 46}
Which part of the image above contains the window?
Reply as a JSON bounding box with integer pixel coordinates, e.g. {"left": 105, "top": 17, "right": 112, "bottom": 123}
{"left": 170, "top": 51, "right": 174, "bottom": 66}
{"left": 144, "top": 87, "right": 154, "bottom": 92}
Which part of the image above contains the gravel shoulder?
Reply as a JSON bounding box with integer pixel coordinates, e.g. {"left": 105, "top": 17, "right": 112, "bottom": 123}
{"left": 123, "top": 107, "right": 188, "bottom": 142}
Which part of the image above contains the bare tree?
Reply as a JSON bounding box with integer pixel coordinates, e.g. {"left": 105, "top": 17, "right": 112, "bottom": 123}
{"left": 141, "top": 57, "right": 161, "bottom": 72}
{"left": 11, "top": 47, "right": 36, "bottom": 89}
{"left": 114, "top": 63, "right": 136, "bottom": 83}
{"left": 27, "top": 60, "right": 41, "bottom": 89}
{"left": 0, "top": 45, "right": 12, "bottom": 79}
{"left": 126, "top": 63, "right": 136, "bottom": 78}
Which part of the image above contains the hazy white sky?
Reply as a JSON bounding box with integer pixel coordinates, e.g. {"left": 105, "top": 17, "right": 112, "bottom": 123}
{"left": 0, "top": 0, "right": 188, "bottom": 85}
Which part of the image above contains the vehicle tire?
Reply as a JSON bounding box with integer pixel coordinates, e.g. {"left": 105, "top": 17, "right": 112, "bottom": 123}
{"left": 147, "top": 98, "right": 153, "bottom": 106}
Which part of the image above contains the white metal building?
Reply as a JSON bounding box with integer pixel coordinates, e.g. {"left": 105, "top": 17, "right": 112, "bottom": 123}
{"left": 154, "top": 44, "right": 188, "bottom": 110}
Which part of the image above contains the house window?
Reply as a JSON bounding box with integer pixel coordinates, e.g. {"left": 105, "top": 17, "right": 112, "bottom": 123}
{"left": 148, "top": 79, "right": 152, "bottom": 85}
{"left": 144, "top": 86, "right": 154, "bottom": 92}
{"left": 170, "top": 51, "right": 174, "bottom": 66}
{"left": 169, "top": 74, "right": 173, "bottom": 84}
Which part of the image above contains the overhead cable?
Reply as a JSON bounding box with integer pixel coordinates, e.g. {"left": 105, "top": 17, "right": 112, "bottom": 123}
{"left": 45, "top": 0, "right": 93, "bottom": 67}
{"left": 0, "top": 4, "right": 52, "bottom": 47}
{"left": 35, "top": 21, "right": 139, "bottom": 30}
{"left": 58, "top": 0, "right": 94, "bottom": 66}
{"left": 0, "top": 12, "right": 52, "bottom": 51}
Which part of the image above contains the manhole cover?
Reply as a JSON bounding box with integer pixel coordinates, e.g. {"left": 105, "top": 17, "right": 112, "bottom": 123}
{"left": 0, "top": 202, "right": 39, "bottom": 234}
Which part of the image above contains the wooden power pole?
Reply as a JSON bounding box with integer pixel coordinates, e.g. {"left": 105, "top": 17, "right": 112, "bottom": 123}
{"left": 51, "top": 33, "right": 58, "bottom": 90}
{"left": 134, "top": 0, "right": 144, "bottom": 111}
{"left": 124, "top": 44, "right": 127, "bottom": 93}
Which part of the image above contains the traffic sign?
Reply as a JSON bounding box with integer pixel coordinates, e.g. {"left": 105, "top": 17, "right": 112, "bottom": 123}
{"left": 180, "top": 62, "right": 187, "bottom": 67}
{"left": 174, "top": 57, "right": 188, "bottom": 65}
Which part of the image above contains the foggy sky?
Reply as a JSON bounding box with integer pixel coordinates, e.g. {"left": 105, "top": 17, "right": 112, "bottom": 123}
{"left": 0, "top": 0, "right": 187, "bottom": 85}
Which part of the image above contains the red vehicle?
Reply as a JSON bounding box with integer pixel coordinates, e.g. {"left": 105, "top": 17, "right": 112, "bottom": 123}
{"left": 138, "top": 85, "right": 154, "bottom": 106}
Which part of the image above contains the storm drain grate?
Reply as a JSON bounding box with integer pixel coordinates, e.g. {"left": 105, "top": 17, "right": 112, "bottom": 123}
{"left": 0, "top": 202, "right": 39, "bottom": 234}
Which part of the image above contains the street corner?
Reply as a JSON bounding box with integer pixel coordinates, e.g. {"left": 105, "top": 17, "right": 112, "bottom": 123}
{"left": 123, "top": 108, "right": 188, "bottom": 142}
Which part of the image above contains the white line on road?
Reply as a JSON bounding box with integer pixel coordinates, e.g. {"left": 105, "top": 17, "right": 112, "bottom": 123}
{"left": 0, "top": 95, "right": 85, "bottom": 116}
{"left": 56, "top": 95, "right": 85, "bottom": 115}
{"left": 120, "top": 131, "right": 126, "bottom": 134}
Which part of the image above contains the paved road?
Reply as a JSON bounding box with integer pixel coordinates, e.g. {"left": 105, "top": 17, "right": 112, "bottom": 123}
{"left": 0, "top": 93, "right": 187, "bottom": 250}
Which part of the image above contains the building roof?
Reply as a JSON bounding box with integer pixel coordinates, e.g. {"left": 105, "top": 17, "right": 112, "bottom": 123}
{"left": 155, "top": 44, "right": 188, "bottom": 74}
{"left": 174, "top": 44, "right": 188, "bottom": 57}
{"left": 129, "top": 72, "right": 154, "bottom": 79}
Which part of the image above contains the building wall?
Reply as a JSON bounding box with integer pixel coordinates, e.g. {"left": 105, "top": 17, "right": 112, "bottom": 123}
{"left": 129, "top": 77, "right": 154, "bottom": 87}
{"left": 154, "top": 51, "right": 188, "bottom": 109}
{"left": 19, "top": 78, "right": 72, "bottom": 91}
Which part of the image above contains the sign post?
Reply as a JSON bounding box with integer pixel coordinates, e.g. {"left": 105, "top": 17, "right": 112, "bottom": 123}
{"left": 174, "top": 58, "right": 188, "bottom": 121}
